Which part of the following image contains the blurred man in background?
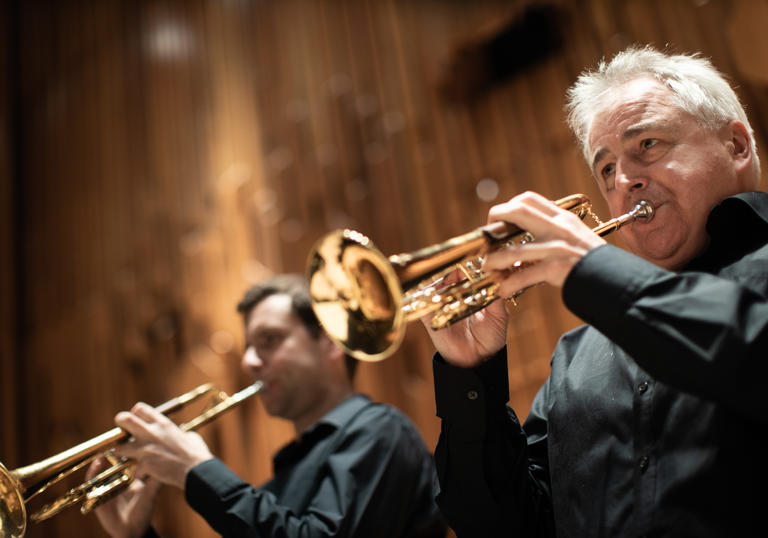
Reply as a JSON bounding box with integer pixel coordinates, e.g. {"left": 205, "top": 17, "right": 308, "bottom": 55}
{"left": 90, "top": 273, "right": 446, "bottom": 538}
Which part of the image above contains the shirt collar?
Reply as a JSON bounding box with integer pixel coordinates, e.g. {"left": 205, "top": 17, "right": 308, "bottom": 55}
{"left": 707, "top": 191, "right": 768, "bottom": 234}
{"left": 311, "top": 393, "right": 371, "bottom": 430}
{"left": 688, "top": 191, "right": 768, "bottom": 270}
{"left": 272, "top": 394, "right": 371, "bottom": 468}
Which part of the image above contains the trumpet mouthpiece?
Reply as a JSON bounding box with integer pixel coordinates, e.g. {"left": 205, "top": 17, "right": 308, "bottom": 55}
{"left": 633, "top": 200, "right": 654, "bottom": 222}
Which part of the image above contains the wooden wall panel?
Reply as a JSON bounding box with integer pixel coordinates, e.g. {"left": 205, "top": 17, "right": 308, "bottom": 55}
{"left": 1, "top": 0, "right": 18, "bottom": 476}
{"left": 4, "top": 1, "right": 768, "bottom": 536}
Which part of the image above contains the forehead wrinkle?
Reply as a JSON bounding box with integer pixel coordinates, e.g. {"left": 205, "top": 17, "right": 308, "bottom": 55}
{"left": 587, "top": 79, "right": 678, "bottom": 171}
{"left": 622, "top": 117, "right": 672, "bottom": 142}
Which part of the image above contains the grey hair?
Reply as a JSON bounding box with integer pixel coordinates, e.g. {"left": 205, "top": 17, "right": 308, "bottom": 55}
{"left": 566, "top": 45, "right": 760, "bottom": 176}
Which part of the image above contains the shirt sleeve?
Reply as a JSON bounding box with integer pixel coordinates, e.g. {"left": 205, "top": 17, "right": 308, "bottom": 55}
{"left": 563, "top": 243, "right": 768, "bottom": 422}
{"left": 432, "top": 350, "right": 555, "bottom": 537}
{"left": 184, "top": 409, "right": 444, "bottom": 538}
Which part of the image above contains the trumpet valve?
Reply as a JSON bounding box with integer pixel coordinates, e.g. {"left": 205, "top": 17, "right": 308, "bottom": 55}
{"left": 429, "top": 280, "right": 500, "bottom": 329}
{"left": 80, "top": 473, "right": 133, "bottom": 515}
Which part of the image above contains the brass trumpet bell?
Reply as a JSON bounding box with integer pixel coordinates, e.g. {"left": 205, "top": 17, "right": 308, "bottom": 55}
{"left": 0, "top": 465, "right": 24, "bottom": 538}
{"left": 307, "top": 229, "right": 407, "bottom": 362}
{"left": 307, "top": 193, "right": 650, "bottom": 362}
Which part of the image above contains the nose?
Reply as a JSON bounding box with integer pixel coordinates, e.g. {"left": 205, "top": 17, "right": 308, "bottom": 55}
{"left": 241, "top": 347, "right": 263, "bottom": 375}
{"left": 614, "top": 159, "right": 648, "bottom": 193}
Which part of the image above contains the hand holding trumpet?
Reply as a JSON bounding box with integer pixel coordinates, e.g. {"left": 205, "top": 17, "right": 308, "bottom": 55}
{"left": 85, "top": 458, "right": 161, "bottom": 538}
{"left": 422, "top": 191, "right": 608, "bottom": 367}
{"left": 85, "top": 402, "right": 214, "bottom": 538}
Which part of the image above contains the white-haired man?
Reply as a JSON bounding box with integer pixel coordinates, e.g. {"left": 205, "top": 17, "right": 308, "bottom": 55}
{"left": 428, "top": 46, "right": 768, "bottom": 537}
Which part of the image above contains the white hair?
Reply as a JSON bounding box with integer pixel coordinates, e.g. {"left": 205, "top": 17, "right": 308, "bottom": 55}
{"left": 566, "top": 45, "right": 760, "bottom": 176}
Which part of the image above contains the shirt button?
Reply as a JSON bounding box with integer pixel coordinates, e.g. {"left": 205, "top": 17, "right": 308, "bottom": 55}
{"left": 467, "top": 390, "right": 479, "bottom": 400}
{"left": 637, "top": 381, "right": 649, "bottom": 394}
{"left": 639, "top": 456, "right": 649, "bottom": 472}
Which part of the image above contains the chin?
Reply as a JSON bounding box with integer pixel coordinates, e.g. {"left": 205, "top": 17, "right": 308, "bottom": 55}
{"left": 263, "top": 399, "right": 282, "bottom": 418}
{"left": 629, "top": 224, "right": 689, "bottom": 264}
{"left": 639, "top": 241, "right": 701, "bottom": 270}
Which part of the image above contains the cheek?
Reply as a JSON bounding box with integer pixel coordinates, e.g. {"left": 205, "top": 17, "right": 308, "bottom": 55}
{"left": 604, "top": 194, "right": 625, "bottom": 219}
{"left": 617, "top": 226, "right": 639, "bottom": 250}
{"left": 269, "top": 353, "right": 290, "bottom": 373}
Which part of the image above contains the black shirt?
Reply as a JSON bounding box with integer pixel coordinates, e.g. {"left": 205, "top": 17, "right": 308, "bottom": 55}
{"left": 433, "top": 192, "right": 768, "bottom": 537}
{"left": 182, "top": 394, "right": 446, "bottom": 537}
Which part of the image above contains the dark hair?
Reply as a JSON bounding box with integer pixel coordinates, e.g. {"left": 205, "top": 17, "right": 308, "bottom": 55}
{"left": 237, "top": 274, "right": 357, "bottom": 378}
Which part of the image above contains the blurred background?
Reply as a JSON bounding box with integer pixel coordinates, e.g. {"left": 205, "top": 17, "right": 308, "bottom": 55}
{"left": 2, "top": 0, "right": 768, "bottom": 536}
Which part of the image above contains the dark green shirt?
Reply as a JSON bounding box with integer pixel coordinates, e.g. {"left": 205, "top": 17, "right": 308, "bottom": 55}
{"left": 182, "top": 394, "right": 445, "bottom": 537}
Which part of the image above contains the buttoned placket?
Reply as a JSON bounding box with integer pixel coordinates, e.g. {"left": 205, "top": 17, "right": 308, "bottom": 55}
{"left": 633, "top": 373, "right": 655, "bottom": 535}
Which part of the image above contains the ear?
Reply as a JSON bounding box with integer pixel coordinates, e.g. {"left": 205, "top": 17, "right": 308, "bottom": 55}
{"left": 724, "top": 120, "right": 759, "bottom": 189}
{"left": 319, "top": 332, "right": 345, "bottom": 362}
{"left": 724, "top": 120, "right": 751, "bottom": 165}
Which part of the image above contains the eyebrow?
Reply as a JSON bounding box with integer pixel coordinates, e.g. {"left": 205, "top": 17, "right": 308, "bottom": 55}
{"left": 590, "top": 148, "right": 610, "bottom": 175}
{"left": 590, "top": 120, "right": 667, "bottom": 174}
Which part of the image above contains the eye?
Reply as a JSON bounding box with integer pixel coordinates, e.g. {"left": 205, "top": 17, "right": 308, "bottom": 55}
{"left": 256, "top": 331, "right": 284, "bottom": 352}
{"left": 641, "top": 138, "right": 658, "bottom": 150}
{"left": 599, "top": 162, "right": 616, "bottom": 190}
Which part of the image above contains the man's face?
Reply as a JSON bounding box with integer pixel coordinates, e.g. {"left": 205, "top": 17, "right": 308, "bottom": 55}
{"left": 588, "top": 78, "right": 754, "bottom": 269}
{"left": 241, "top": 294, "right": 333, "bottom": 424}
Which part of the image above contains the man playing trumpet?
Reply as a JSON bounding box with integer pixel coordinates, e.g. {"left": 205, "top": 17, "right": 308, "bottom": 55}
{"left": 428, "top": 46, "right": 768, "bottom": 537}
{"left": 90, "top": 274, "right": 445, "bottom": 537}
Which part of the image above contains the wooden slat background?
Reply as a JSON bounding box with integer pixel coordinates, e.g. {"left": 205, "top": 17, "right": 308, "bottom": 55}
{"left": 3, "top": 1, "right": 768, "bottom": 536}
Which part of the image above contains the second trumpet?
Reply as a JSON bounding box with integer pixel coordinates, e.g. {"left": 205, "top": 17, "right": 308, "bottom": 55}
{"left": 0, "top": 381, "right": 262, "bottom": 538}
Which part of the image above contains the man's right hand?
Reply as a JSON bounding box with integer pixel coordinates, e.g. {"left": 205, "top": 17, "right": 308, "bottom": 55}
{"left": 86, "top": 456, "right": 162, "bottom": 538}
{"left": 421, "top": 296, "right": 508, "bottom": 368}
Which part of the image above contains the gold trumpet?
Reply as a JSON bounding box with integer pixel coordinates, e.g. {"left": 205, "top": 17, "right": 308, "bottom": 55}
{"left": 0, "top": 381, "right": 262, "bottom": 538}
{"left": 307, "top": 193, "right": 653, "bottom": 362}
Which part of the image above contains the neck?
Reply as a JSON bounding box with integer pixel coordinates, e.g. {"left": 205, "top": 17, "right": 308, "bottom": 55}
{"left": 292, "top": 384, "right": 354, "bottom": 435}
